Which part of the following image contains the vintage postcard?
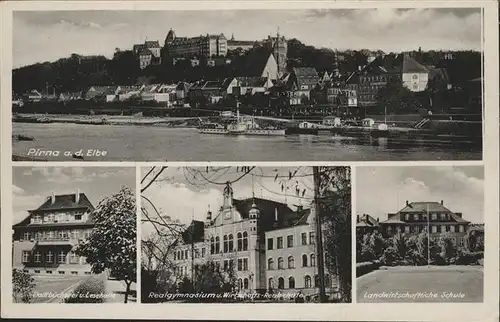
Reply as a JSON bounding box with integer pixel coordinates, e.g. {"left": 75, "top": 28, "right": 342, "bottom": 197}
{"left": 1, "top": 0, "right": 499, "bottom": 321}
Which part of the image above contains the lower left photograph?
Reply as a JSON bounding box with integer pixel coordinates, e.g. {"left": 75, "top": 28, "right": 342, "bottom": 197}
{"left": 11, "top": 166, "right": 137, "bottom": 304}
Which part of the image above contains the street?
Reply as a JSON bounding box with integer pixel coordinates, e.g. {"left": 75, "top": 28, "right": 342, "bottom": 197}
{"left": 357, "top": 266, "right": 483, "bottom": 303}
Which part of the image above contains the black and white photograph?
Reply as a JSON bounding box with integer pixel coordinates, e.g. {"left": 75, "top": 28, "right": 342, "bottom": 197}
{"left": 12, "top": 167, "right": 137, "bottom": 304}
{"left": 140, "top": 166, "right": 351, "bottom": 303}
{"left": 11, "top": 8, "right": 483, "bottom": 161}
{"left": 355, "top": 166, "right": 484, "bottom": 303}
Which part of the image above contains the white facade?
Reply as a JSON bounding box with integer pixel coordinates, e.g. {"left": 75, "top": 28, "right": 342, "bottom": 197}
{"left": 402, "top": 72, "right": 429, "bottom": 92}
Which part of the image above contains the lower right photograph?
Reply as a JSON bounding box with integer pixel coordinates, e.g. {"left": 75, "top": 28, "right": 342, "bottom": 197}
{"left": 355, "top": 165, "right": 484, "bottom": 303}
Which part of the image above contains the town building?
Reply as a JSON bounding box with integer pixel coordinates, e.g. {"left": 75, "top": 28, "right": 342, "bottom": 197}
{"left": 84, "top": 86, "right": 121, "bottom": 102}
{"left": 355, "top": 214, "right": 379, "bottom": 236}
{"left": 141, "top": 84, "right": 177, "bottom": 104}
{"left": 169, "top": 183, "right": 337, "bottom": 296}
{"left": 281, "top": 67, "right": 320, "bottom": 105}
{"left": 263, "top": 32, "right": 287, "bottom": 77}
{"left": 378, "top": 200, "right": 470, "bottom": 245}
{"left": 164, "top": 29, "right": 228, "bottom": 58}
{"left": 12, "top": 191, "right": 96, "bottom": 276}
{"left": 134, "top": 40, "right": 162, "bottom": 69}
{"left": 227, "top": 34, "right": 261, "bottom": 52}
{"left": 347, "top": 53, "right": 430, "bottom": 109}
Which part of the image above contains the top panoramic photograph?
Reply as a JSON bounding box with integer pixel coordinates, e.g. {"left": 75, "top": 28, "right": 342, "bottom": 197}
{"left": 11, "top": 8, "right": 483, "bottom": 161}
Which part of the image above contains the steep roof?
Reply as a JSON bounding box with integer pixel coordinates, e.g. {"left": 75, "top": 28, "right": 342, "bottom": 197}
{"left": 360, "top": 53, "right": 428, "bottom": 76}
{"left": 145, "top": 40, "right": 160, "bottom": 48}
{"left": 292, "top": 67, "right": 320, "bottom": 87}
{"left": 382, "top": 201, "right": 470, "bottom": 224}
{"left": 13, "top": 193, "right": 95, "bottom": 229}
{"left": 32, "top": 193, "right": 94, "bottom": 212}
{"left": 181, "top": 220, "right": 205, "bottom": 244}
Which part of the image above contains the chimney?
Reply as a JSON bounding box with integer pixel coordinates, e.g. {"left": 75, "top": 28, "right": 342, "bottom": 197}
{"left": 51, "top": 192, "right": 55, "bottom": 204}
{"left": 406, "top": 200, "right": 409, "bottom": 206}
{"left": 75, "top": 189, "right": 80, "bottom": 203}
{"left": 356, "top": 215, "right": 359, "bottom": 223}
{"left": 440, "top": 200, "right": 443, "bottom": 205}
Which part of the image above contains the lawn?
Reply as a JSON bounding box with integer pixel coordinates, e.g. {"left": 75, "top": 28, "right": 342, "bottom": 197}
{"left": 30, "top": 275, "right": 90, "bottom": 303}
{"left": 356, "top": 266, "right": 483, "bottom": 303}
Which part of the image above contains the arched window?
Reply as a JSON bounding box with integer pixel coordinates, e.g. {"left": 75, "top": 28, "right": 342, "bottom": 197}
{"left": 268, "top": 257, "right": 274, "bottom": 270}
{"left": 237, "top": 232, "right": 242, "bottom": 251}
{"left": 243, "top": 231, "right": 248, "bottom": 251}
{"left": 278, "top": 277, "right": 284, "bottom": 289}
{"left": 268, "top": 278, "right": 274, "bottom": 290}
{"left": 210, "top": 237, "right": 215, "bottom": 255}
{"left": 238, "top": 278, "right": 243, "bottom": 290}
{"left": 314, "top": 274, "right": 320, "bottom": 287}
{"left": 228, "top": 234, "right": 234, "bottom": 252}
{"left": 302, "top": 254, "right": 308, "bottom": 267}
{"left": 304, "top": 275, "right": 312, "bottom": 288}
{"left": 288, "top": 276, "right": 295, "bottom": 289}
{"left": 310, "top": 254, "right": 316, "bottom": 267}
{"left": 278, "top": 257, "right": 284, "bottom": 269}
{"left": 223, "top": 235, "right": 228, "bottom": 253}
{"left": 244, "top": 278, "right": 249, "bottom": 289}
{"left": 288, "top": 256, "right": 295, "bottom": 269}
{"left": 325, "top": 274, "right": 331, "bottom": 287}
{"left": 215, "top": 236, "right": 220, "bottom": 254}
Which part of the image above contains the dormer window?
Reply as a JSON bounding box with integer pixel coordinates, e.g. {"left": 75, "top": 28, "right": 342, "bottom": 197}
{"left": 75, "top": 214, "right": 82, "bottom": 221}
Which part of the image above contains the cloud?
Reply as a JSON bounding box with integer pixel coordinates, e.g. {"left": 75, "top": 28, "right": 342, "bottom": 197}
{"left": 356, "top": 166, "right": 484, "bottom": 224}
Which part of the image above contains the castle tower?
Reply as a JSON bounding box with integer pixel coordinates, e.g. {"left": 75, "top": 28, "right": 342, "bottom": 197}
{"left": 205, "top": 205, "right": 212, "bottom": 227}
{"left": 265, "top": 27, "right": 287, "bottom": 77}
{"left": 333, "top": 51, "right": 340, "bottom": 79}
{"left": 222, "top": 181, "right": 234, "bottom": 209}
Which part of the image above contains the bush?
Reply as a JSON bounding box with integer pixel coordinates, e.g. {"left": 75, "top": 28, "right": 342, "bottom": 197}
{"left": 356, "top": 261, "right": 381, "bottom": 277}
{"left": 12, "top": 269, "right": 36, "bottom": 303}
{"left": 64, "top": 277, "right": 106, "bottom": 303}
{"left": 380, "top": 247, "right": 400, "bottom": 266}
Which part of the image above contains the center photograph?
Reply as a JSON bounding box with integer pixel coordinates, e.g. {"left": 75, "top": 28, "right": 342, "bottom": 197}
{"left": 140, "top": 166, "right": 352, "bottom": 303}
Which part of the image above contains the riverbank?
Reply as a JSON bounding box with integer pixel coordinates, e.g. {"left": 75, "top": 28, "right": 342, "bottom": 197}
{"left": 13, "top": 114, "right": 201, "bottom": 127}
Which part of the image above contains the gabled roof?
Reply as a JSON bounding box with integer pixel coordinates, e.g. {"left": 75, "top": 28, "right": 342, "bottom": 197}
{"left": 382, "top": 201, "right": 470, "bottom": 224}
{"left": 291, "top": 67, "right": 320, "bottom": 87}
{"left": 360, "top": 53, "right": 428, "bottom": 76}
{"left": 181, "top": 220, "right": 205, "bottom": 244}
{"left": 236, "top": 77, "right": 269, "bottom": 87}
{"left": 13, "top": 193, "right": 95, "bottom": 229}
{"left": 145, "top": 40, "right": 160, "bottom": 48}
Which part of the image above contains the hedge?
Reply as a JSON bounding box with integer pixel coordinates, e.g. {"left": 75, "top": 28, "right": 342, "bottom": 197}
{"left": 64, "top": 277, "right": 106, "bottom": 303}
{"left": 356, "top": 261, "right": 381, "bottom": 277}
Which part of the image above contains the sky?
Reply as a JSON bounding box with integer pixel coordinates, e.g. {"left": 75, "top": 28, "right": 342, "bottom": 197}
{"left": 12, "top": 167, "right": 136, "bottom": 224}
{"left": 356, "top": 166, "right": 484, "bottom": 224}
{"left": 141, "top": 166, "right": 316, "bottom": 238}
{"left": 13, "top": 8, "right": 482, "bottom": 68}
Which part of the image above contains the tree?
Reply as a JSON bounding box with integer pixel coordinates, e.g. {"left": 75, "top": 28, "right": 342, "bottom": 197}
{"left": 319, "top": 166, "right": 352, "bottom": 303}
{"left": 439, "top": 232, "right": 458, "bottom": 264}
{"left": 12, "top": 269, "right": 36, "bottom": 303}
{"left": 75, "top": 186, "right": 137, "bottom": 303}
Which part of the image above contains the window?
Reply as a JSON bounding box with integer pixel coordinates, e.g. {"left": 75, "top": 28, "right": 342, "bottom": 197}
{"left": 288, "top": 256, "right": 295, "bottom": 269}
{"left": 278, "top": 257, "right": 284, "bottom": 269}
{"left": 287, "top": 235, "right": 294, "bottom": 248}
{"left": 229, "top": 259, "right": 234, "bottom": 270}
{"left": 237, "top": 278, "right": 243, "bottom": 290}
{"left": 210, "top": 237, "right": 215, "bottom": 254}
{"left": 405, "top": 214, "right": 410, "bottom": 220}
{"left": 243, "top": 258, "right": 248, "bottom": 271}
{"left": 325, "top": 274, "right": 331, "bottom": 287}
{"left": 267, "top": 238, "right": 274, "bottom": 250}
{"left": 34, "top": 252, "right": 41, "bottom": 263}
{"left": 431, "top": 213, "right": 437, "bottom": 220}
{"left": 314, "top": 275, "right": 320, "bottom": 287}
{"left": 23, "top": 232, "right": 31, "bottom": 240}
{"left": 58, "top": 271, "right": 65, "bottom": 275}
{"left": 268, "top": 258, "right": 274, "bottom": 270}
{"left": 302, "top": 254, "right": 308, "bottom": 267}
{"left": 277, "top": 237, "right": 283, "bottom": 249}
{"left": 278, "top": 277, "right": 285, "bottom": 289}
{"left": 46, "top": 251, "right": 53, "bottom": 263}
{"left": 34, "top": 270, "right": 40, "bottom": 274}
{"left": 202, "top": 248, "right": 206, "bottom": 257}
{"left": 215, "top": 237, "right": 220, "bottom": 253}
{"left": 223, "top": 235, "right": 228, "bottom": 253}
{"left": 450, "top": 225, "right": 456, "bottom": 233}
{"left": 75, "top": 214, "right": 82, "bottom": 220}
{"left": 243, "top": 278, "right": 249, "bottom": 289}
{"left": 243, "top": 232, "right": 248, "bottom": 251}
{"left": 440, "top": 225, "right": 446, "bottom": 233}
{"left": 228, "top": 234, "right": 234, "bottom": 252}
{"left": 58, "top": 251, "right": 66, "bottom": 264}
{"left": 237, "top": 259, "right": 243, "bottom": 271}
{"left": 304, "top": 275, "right": 312, "bottom": 288}
{"left": 22, "top": 251, "right": 31, "bottom": 263}
{"left": 301, "top": 233, "right": 307, "bottom": 245}
{"left": 46, "top": 270, "right": 53, "bottom": 274}
{"left": 459, "top": 225, "right": 464, "bottom": 233}
{"left": 32, "top": 215, "right": 42, "bottom": 224}
{"left": 310, "top": 254, "right": 316, "bottom": 267}
{"left": 288, "top": 276, "right": 295, "bottom": 289}
{"left": 309, "top": 232, "right": 315, "bottom": 245}
{"left": 70, "top": 252, "right": 79, "bottom": 264}
{"left": 431, "top": 225, "right": 437, "bottom": 233}
{"left": 237, "top": 232, "right": 243, "bottom": 251}
{"left": 268, "top": 278, "right": 274, "bottom": 290}
{"left": 223, "top": 260, "right": 229, "bottom": 271}
{"left": 404, "top": 226, "right": 410, "bottom": 233}
{"left": 71, "top": 271, "right": 78, "bottom": 275}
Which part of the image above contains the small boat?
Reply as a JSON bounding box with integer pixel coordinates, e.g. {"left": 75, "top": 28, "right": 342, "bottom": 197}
{"left": 199, "top": 122, "right": 229, "bottom": 134}
{"left": 72, "top": 153, "right": 84, "bottom": 160}
{"left": 13, "top": 134, "right": 35, "bottom": 141}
